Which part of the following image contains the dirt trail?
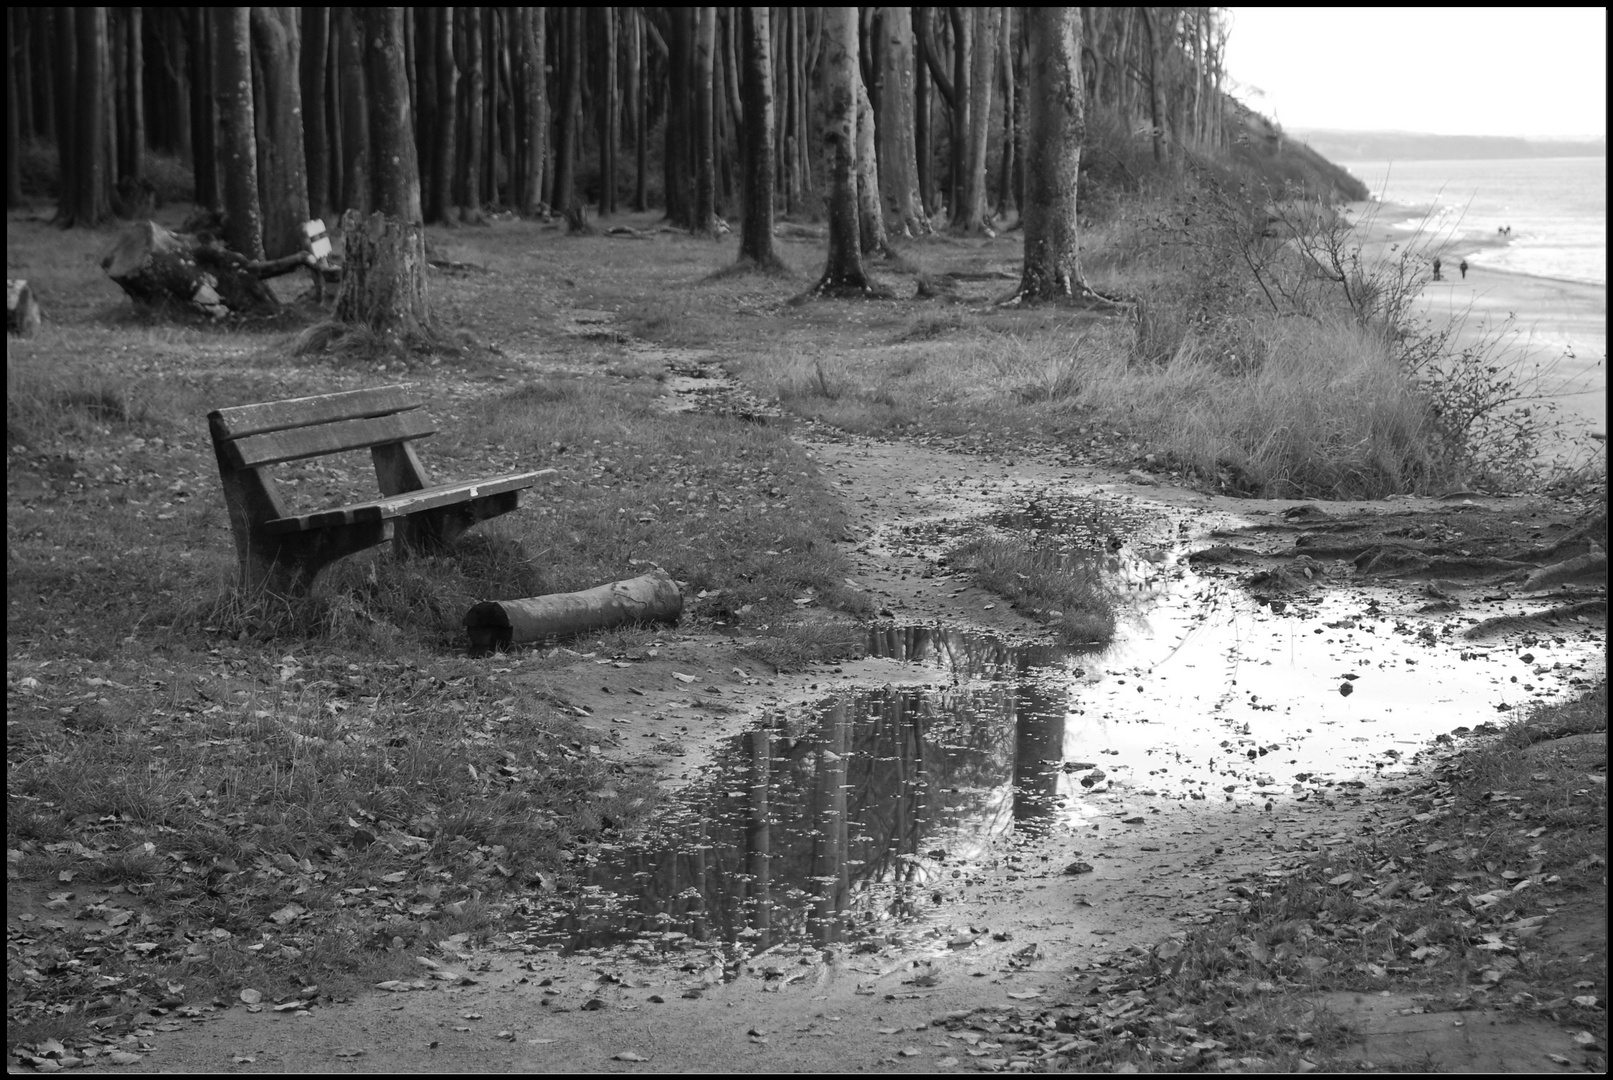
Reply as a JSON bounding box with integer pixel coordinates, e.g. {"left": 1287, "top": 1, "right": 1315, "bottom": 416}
{"left": 111, "top": 407, "right": 1606, "bottom": 1072}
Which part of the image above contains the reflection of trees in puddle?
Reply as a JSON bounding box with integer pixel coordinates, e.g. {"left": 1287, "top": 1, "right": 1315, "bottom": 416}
{"left": 536, "top": 627, "right": 1087, "bottom": 958}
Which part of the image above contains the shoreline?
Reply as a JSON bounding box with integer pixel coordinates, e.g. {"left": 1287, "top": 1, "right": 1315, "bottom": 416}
{"left": 1347, "top": 199, "right": 1607, "bottom": 443}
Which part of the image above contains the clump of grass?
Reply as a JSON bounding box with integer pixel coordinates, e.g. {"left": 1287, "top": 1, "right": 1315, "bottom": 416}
{"left": 7, "top": 363, "right": 167, "bottom": 447}
{"left": 949, "top": 535, "right": 1117, "bottom": 646}
{"left": 1078, "top": 315, "right": 1443, "bottom": 497}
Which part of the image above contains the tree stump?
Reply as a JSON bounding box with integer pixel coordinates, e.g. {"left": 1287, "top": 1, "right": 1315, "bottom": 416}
{"left": 7, "top": 280, "right": 43, "bottom": 336}
{"left": 464, "top": 570, "right": 683, "bottom": 654}
{"left": 101, "top": 220, "right": 308, "bottom": 318}
{"left": 333, "top": 209, "right": 432, "bottom": 348}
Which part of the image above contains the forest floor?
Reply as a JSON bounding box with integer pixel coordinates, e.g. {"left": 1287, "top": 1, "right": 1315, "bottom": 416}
{"left": 6, "top": 209, "right": 1607, "bottom": 1073}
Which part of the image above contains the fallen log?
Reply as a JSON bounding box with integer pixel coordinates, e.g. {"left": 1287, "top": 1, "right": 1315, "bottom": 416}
{"left": 101, "top": 220, "right": 314, "bottom": 318}
{"left": 464, "top": 569, "right": 683, "bottom": 654}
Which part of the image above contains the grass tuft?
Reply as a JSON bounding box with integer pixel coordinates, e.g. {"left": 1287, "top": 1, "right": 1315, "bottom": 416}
{"left": 949, "top": 535, "right": 1118, "bottom": 646}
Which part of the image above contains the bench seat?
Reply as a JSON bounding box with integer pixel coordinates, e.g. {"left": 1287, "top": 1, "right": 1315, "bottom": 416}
{"left": 262, "top": 471, "right": 551, "bottom": 534}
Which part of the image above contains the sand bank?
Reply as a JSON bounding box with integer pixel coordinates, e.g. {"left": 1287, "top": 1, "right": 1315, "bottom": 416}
{"left": 1346, "top": 200, "right": 1607, "bottom": 444}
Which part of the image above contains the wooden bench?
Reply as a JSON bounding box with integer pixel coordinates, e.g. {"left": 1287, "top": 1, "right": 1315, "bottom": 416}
{"left": 208, "top": 384, "right": 551, "bottom": 596}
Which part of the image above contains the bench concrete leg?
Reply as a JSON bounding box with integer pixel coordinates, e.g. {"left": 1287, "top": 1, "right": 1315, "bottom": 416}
{"left": 395, "top": 490, "right": 522, "bottom": 556}
{"left": 241, "top": 521, "right": 393, "bottom": 597}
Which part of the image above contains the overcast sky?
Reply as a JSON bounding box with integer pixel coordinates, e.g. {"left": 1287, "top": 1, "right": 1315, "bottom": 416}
{"left": 1221, "top": 7, "right": 1607, "bottom": 138}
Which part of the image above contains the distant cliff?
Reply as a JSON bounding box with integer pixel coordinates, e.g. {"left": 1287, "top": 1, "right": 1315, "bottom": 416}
{"left": 1286, "top": 130, "right": 1607, "bottom": 162}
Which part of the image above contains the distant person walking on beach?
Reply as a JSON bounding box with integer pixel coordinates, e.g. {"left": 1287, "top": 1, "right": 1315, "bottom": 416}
{"left": 1459, "top": 259, "right": 1468, "bottom": 279}
{"left": 1432, "top": 257, "right": 1442, "bottom": 281}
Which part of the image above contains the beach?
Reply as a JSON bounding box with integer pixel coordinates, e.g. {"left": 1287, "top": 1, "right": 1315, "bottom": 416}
{"left": 1347, "top": 200, "right": 1608, "bottom": 450}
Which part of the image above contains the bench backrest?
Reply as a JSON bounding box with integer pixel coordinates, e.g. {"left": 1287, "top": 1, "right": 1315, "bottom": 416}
{"left": 209, "top": 384, "right": 436, "bottom": 471}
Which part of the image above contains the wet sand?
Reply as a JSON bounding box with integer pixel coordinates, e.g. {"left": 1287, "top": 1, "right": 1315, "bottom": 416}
{"left": 1347, "top": 200, "right": 1608, "bottom": 445}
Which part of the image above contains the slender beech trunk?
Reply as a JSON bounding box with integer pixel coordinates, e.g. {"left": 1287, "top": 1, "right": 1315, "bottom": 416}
{"left": 249, "top": 7, "right": 307, "bottom": 259}
{"left": 460, "top": 6, "right": 485, "bottom": 222}
{"left": 628, "top": 7, "right": 646, "bottom": 210}
{"left": 552, "top": 5, "right": 582, "bottom": 216}
{"left": 1012, "top": 6, "right": 1088, "bottom": 303}
{"left": 814, "top": 6, "right": 872, "bottom": 295}
{"left": 736, "top": 6, "right": 780, "bottom": 269}
{"left": 214, "top": 7, "right": 260, "bottom": 254}
{"left": 877, "top": 6, "right": 928, "bottom": 236}
{"left": 854, "top": 78, "right": 888, "bottom": 256}
{"left": 663, "top": 7, "right": 692, "bottom": 225}
{"left": 692, "top": 7, "right": 717, "bottom": 234}
{"left": 995, "top": 6, "right": 1015, "bottom": 219}
{"left": 335, "top": 7, "right": 369, "bottom": 216}
{"left": 955, "top": 5, "right": 997, "bottom": 232}
{"left": 302, "top": 7, "right": 330, "bottom": 220}
{"left": 429, "top": 7, "right": 455, "bottom": 222}
{"left": 518, "top": 5, "right": 548, "bottom": 216}
{"left": 1140, "top": 7, "right": 1169, "bottom": 167}
{"left": 595, "top": 7, "right": 618, "bottom": 215}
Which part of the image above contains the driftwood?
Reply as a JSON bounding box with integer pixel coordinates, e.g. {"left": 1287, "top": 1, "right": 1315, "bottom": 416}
{"left": 464, "top": 570, "right": 683, "bottom": 654}
{"left": 7, "top": 280, "right": 43, "bottom": 336}
{"left": 101, "top": 220, "right": 314, "bottom": 318}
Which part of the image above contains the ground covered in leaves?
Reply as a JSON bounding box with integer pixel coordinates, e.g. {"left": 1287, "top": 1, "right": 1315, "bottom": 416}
{"left": 8, "top": 207, "right": 1607, "bottom": 1073}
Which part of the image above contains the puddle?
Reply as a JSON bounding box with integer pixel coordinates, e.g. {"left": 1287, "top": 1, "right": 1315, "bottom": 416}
{"left": 513, "top": 542, "right": 1601, "bottom": 965}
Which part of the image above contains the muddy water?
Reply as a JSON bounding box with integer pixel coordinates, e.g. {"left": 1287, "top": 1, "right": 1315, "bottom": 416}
{"left": 516, "top": 534, "right": 1603, "bottom": 965}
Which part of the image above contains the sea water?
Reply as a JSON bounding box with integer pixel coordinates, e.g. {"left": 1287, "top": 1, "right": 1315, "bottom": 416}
{"left": 1345, "top": 156, "right": 1606, "bottom": 286}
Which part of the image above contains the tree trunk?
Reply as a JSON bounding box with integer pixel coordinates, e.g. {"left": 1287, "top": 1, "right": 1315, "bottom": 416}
{"left": 814, "top": 7, "right": 873, "bottom": 296}
{"left": 6, "top": 10, "right": 24, "bottom": 208}
{"left": 429, "top": 6, "right": 455, "bottom": 223}
{"left": 552, "top": 6, "right": 582, "bottom": 216}
{"left": 56, "top": 7, "right": 113, "bottom": 228}
{"left": 187, "top": 8, "right": 219, "bottom": 210}
{"left": 214, "top": 7, "right": 261, "bottom": 257}
{"left": 302, "top": 6, "right": 330, "bottom": 220}
{"left": 628, "top": 6, "right": 646, "bottom": 210}
{"left": 249, "top": 7, "right": 308, "bottom": 260}
{"left": 410, "top": 9, "right": 436, "bottom": 213}
{"left": 364, "top": 7, "right": 422, "bottom": 224}
{"left": 854, "top": 79, "right": 888, "bottom": 256}
{"left": 796, "top": 7, "right": 812, "bottom": 196}
{"left": 1140, "top": 7, "right": 1169, "bottom": 168}
{"left": 122, "top": 8, "right": 144, "bottom": 190}
{"left": 518, "top": 5, "right": 548, "bottom": 217}
{"left": 948, "top": 6, "right": 969, "bottom": 219}
{"left": 459, "top": 6, "right": 485, "bottom": 223}
{"left": 736, "top": 7, "right": 781, "bottom": 270}
{"left": 877, "top": 7, "right": 928, "bottom": 236}
{"left": 1012, "top": 6, "right": 1088, "bottom": 304}
{"left": 662, "top": 7, "right": 693, "bottom": 225}
{"left": 955, "top": 5, "right": 997, "bottom": 233}
{"left": 995, "top": 6, "right": 1016, "bottom": 219}
{"left": 331, "top": 209, "right": 430, "bottom": 348}
{"left": 313, "top": 11, "right": 432, "bottom": 355}
{"left": 692, "top": 6, "right": 718, "bottom": 234}
{"left": 463, "top": 570, "right": 682, "bottom": 653}
{"left": 913, "top": 8, "right": 932, "bottom": 215}
{"left": 596, "top": 6, "right": 619, "bottom": 216}
{"left": 335, "top": 7, "right": 369, "bottom": 216}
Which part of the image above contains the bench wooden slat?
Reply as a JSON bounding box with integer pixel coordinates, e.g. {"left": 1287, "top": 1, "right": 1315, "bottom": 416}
{"left": 262, "top": 470, "right": 554, "bottom": 533}
{"left": 223, "top": 410, "right": 439, "bottom": 469}
{"left": 210, "top": 384, "right": 420, "bottom": 440}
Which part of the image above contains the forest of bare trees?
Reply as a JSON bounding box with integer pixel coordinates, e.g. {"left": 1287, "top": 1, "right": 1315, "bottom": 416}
{"left": 8, "top": 7, "right": 1240, "bottom": 257}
